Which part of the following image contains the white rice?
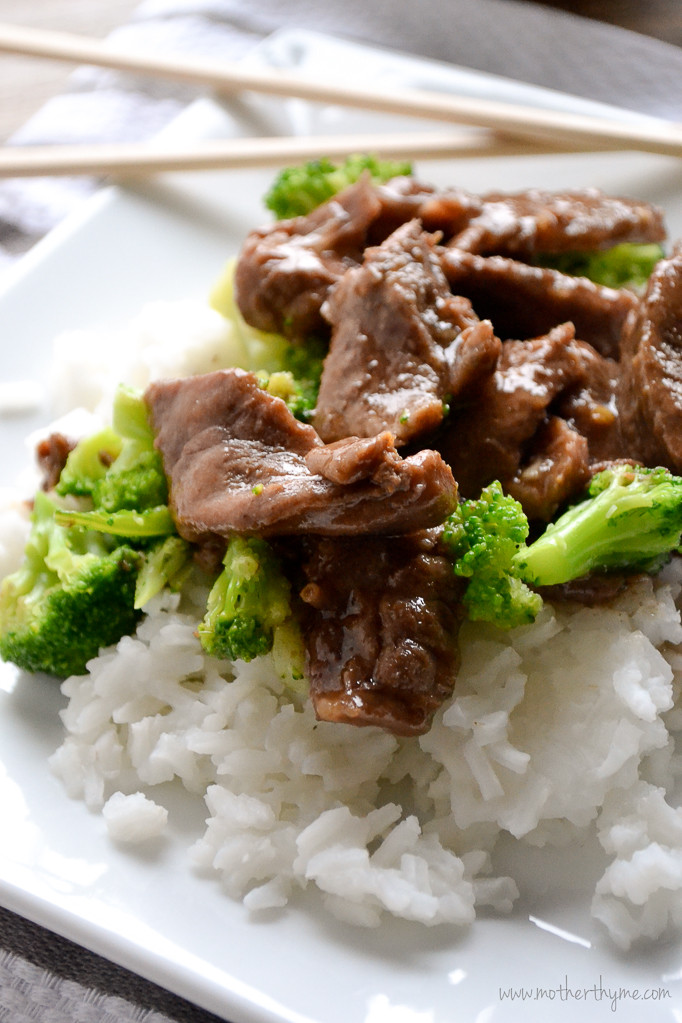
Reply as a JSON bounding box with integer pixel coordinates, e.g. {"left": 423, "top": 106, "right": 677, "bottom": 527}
{"left": 102, "top": 791, "right": 168, "bottom": 843}
{"left": 9, "top": 297, "right": 682, "bottom": 949}
{"left": 44, "top": 568, "right": 682, "bottom": 947}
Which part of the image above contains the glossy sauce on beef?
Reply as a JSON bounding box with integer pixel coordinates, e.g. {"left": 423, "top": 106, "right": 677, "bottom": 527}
{"left": 440, "top": 248, "right": 637, "bottom": 359}
{"left": 299, "top": 531, "right": 463, "bottom": 736}
{"left": 145, "top": 369, "right": 459, "bottom": 541}
{"left": 448, "top": 188, "right": 666, "bottom": 258}
{"left": 618, "top": 248, "right": 682, "bottom": 472}
{"left": 437, "top": 322, "right": 620, "bottom": 518}
{"left": 313, "top": 220, "right": 484, "bottom": 445}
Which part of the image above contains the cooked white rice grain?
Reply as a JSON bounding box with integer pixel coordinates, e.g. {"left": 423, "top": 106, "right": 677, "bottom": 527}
{"left": 49, "top": 299, "right": 247, "bottom": 418}
{"left": 102, "top": 791, "right": 168, "bottom": 843}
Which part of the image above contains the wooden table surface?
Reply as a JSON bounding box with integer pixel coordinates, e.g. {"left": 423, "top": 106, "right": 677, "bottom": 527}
{"left": 0, "top": 0, "right": 679, "bottom": 143}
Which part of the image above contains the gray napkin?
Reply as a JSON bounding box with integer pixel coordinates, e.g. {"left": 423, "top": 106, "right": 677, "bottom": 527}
{"left": 1, "top": 2, "right": 682, "bottom": 1021}
{"left": 0, "top": 906, "right": 222, "bottom": 1022}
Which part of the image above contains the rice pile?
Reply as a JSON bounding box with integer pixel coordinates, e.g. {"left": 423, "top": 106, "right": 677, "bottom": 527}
{"left": 7, "top": 298, "right": 682, "bottom": 949}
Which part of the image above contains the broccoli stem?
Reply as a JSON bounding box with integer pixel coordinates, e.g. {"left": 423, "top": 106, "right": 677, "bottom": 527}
{"left": 134, "top": 535, "right": 192, "bottom": 608}
{"left": 513, "top": 465, "right": 682, "bottom": 587}
{"left": 54, "top": 505, "right": 176, "bottom": 538}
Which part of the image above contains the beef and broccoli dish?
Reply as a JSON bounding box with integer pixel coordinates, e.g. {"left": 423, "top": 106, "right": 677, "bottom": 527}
{"left": 3, "top": 161, "right": 682, "bottom": 741}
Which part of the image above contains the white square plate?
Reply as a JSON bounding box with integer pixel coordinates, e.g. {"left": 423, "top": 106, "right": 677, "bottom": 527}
{"left": 1, "top": 29, "right": 682, "bottom": 1023}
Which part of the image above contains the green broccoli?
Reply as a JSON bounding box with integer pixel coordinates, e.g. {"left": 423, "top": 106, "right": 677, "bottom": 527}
{"left": 197, "top": 535, "right": 292, "bottom": 662}
{"left": 57, "top": 385, "right": 168, "bottom": 513}
{"left": 264, "top": 154, "right": 413, "bottom": 219}
{"left": 513, "top": 464, "right": 682, "bottom": 587}
{"left": 53, "top": 384, "right": 176, "bottom": 541}
{"left": 134, "top": 535, "right": 193, "bottom": 609}
{"left": 0, "top": 383, "right": 191, "bottom": 677}
{"left": 442, "top": 481, "right": 542, "bottom": 630}
{"left": 255, "top": 334, "right": 326, "bottom": 421}
{"left": 536, "top": 242, "right": 664, "bottom": 291}
{"left": 53, "top": 503, "right": 176, "bottom": 540}
{"left": 210, "top": 258, "right": 326, "bottom": 419}
{"left": 0, "top": 491, "right": 142, "bottom": 677}
{"left": 54, "top": 426, "right": 122, "bottom": 498}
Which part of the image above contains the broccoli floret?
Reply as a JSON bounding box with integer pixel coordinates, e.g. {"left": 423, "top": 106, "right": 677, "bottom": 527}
{"left": 255, "top": 334, "right": 326, "bottom": 421}
{"left": 197, "top": 535, "right": 292, "bottom": 662}
{"left": 210, "top": 258, "right": 326, "bottom": 419}
{"left": 442, "top": 481, "right": 542, "bottom": 630}
{"left": 0, "top": 385, "right": 188, "bottom": 677}
{"left": 264, "top": 154, "right": 413, "bottom": 219}
{"left": 279, "top": 336, "right": 326, "bottom": 417}
{"left": 53, "top": 384, "right": 176, "bottom": 542}
{"left": 536, "top": 243, "right": 664, "bottom": 291}
{"left": 134, "top": 535, "right": 193, "bottom": 609}
{"left": 55, "top": 426, "right": 122, "bottom": 498}
{"left": 513, "top": 464, "right": 682, "bottom": 587}
{"left": 57, "top": 385, "right": 168, "bottom": 513}
{"left": 93, "top": 448, "right": 168, "bottom": 513}
{"left": 0, "top": 491, "right": 142, "bottom": 677}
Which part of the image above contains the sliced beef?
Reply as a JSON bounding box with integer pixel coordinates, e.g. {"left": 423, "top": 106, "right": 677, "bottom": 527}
{"left": 304, "top": 431, "right": 403, "bottom": 485}
{"left": 234, "top": 176, "right": 383, "bottom": 340}
{"left": 618, "top": 248, "right": 682, "bottom": 472}
{"left": 537, "top": 573, "right": 642, "bottom": 606}
{"left": 299, "top": 531, "right": 463, "bottom": 736}
{"left": 450, "top": 188, "right": 666, "bottom": 259}
{"left": 553, "top": 348, "right": 621, "bottom": 463}
{"left": 145, "top": 369, "right": 458, "bottom": 541}
{"left": 440, "top": 248, "right": 638, "bottom": 359}
{"left": 234, "top": 177, "right": 662, "bottom": 349}
{"left": 368, "top": 175, "right": 482, "bottom": 243}
{"left": 505, "top": 416, "right": 590, "bottom": 521}
{"left": 439, "top": 322, "right": 620, "bottom": 516}
{"left": 146, "top": 367, "right": 318, "bottom": 469}
{"left": 313, "top": 220, "right": 492, "bottom": 445}
{"left": 36, "top": 432, "right": 76, "bottom": 491}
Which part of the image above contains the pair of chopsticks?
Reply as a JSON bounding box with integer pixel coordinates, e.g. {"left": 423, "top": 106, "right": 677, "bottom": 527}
{"left": 1, "top": 21, "right": 682, "bottom": 179}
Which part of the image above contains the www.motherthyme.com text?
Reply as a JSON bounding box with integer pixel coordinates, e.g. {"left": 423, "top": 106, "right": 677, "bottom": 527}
{"left": 499, "top": 975, "right": 671, "bottom": 1013}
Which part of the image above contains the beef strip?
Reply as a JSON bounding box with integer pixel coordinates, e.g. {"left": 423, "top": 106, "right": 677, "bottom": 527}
{"left": 537, "top": 573, "right": 643, "bottom": 606}
{"left": 449, "top": 188, "right": 666, "bottom": 258}
{"left": 440, "top": 248, "right": 638, "bottom": 359}
{"left": 234, "top": 176, "right": 383, "bottom": 340}
{"left": 313, "top": 220, "right": 494, "bottom": 445}
{"left": 553, "top": 349, "right": 621, "bottom": 464}
{"left": 145, "top": 369, "right": 458, "bottom": 541}
{"left": 299, "top": 531, "right": 463, "bottom": 736}
{"left": 439, "top": 322, "right": 620, "bottom": 517}
{"left": 367, "top": 175, "right": 482, "bottom": 243}
{"left": 505, "top": 415, "right": 590, "bottom": 521}
{"left": 35, "top": 432, "right": 76, "bottom": 491}
{"left": 618, "top": 248, "right": 682, "bottom": 472}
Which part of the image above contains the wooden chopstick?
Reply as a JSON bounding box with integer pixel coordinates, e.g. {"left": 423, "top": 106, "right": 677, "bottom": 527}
{"left": 0, "top": 130, "right": 583, "bottom": 179}
{"left": 1, "top": 22, "right": 682, "bottom": 158}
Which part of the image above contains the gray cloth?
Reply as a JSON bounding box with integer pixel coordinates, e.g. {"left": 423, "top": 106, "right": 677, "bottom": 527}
{"left": 1, "top": 2, "right": 682, "bottom": 1021}
{"left": 0, "top": 906, "right": 223, "bottom": 1022}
